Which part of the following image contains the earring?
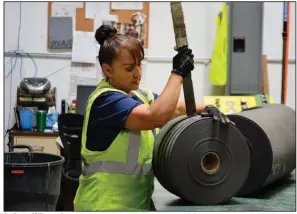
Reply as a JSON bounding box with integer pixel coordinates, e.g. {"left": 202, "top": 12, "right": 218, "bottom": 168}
{"left": 108, "top": 77, "right": 112, "bottom": 85}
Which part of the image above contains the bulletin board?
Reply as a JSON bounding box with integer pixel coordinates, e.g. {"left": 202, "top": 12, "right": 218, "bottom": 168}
{"left": 47, "top": 2, "right": 150, "bottom": 49}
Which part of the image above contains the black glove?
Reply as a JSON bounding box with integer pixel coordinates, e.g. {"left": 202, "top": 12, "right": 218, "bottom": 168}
{"left": 171, "top": 45, "right": 195, "bottom": 78}
{"left": 201, "top": 105, "right": 234, "bottom": 125}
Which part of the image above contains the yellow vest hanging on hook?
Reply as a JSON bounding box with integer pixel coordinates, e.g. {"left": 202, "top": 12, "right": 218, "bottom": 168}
{"left": 209, "top": 3, "right": 228, "bottom": 86}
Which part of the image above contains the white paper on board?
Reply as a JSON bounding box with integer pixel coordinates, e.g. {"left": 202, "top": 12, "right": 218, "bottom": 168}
{"left": 52, "top": 2, "right": 83, "bottom": 17}
{"left": 94, "top": 14, "right": 118, "bottom": 30}
{"left": 111, "top": 2, "right": 143, "bottom": 10}
{"left": 85, "top": 2, "right": 110, "bottom": 19}
{"left": 72, "top": 31, "right": 97, "bottom": 64}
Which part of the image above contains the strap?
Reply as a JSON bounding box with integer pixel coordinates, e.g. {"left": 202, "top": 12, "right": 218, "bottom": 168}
{"left": 82, "top": 131, "right": 153, "bottom": 176}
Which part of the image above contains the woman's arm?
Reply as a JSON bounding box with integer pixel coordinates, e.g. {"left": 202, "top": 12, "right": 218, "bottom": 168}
{"left": 125, "top": 48, "right": 195, "bottom": 131}
{"left": 171, "top": 101, "right": 207, "bottom": 118}
{"left": 125, "top": 73, "right": 184, "bottom": 130}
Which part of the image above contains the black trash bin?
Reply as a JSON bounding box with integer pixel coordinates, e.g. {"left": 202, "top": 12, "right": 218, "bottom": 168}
{"left": 4, "top": 144, "right": 65, "bottom": 211}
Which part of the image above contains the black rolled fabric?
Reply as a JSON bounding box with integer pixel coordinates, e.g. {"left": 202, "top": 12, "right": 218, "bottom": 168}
{"left": 228, "top": 104, "right": 296, "bottom": 196}
{"left": 153, "top": 115, "right": 250, "bottom": 205}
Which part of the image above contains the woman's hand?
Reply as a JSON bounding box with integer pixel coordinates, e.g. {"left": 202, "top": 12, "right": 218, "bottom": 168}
{"left": 201, "top": 105, "right": 234, "bottom": 125}
{"left": 171, "top": 46, "right": 195, "bottom": 78}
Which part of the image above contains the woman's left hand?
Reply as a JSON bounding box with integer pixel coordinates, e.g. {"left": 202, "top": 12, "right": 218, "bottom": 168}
{"left": 201, "top": 105, "right": 234, "bottom": 125}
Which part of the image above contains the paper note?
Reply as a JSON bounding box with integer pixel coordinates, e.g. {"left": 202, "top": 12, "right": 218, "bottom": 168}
{"left": 85, "top": 2, "right": 110, "bottom": 19}
{"left": 72, "top": 31, "right": 97, "bottom": 64}
{"left": 111, "top": 2, "right": 143, "bottom": 10}
{"left": 132, "top": 12, "right": 147, "bottom": 25}
{"left": 49, "top": 17, "right": 73, "bottom": 49}
{"left": 118, "top": 22, "right": 147, "bottom": 47}
{"left": 52, "top": 2, "right": 83, "bottom": 17}
{"left": 94, "top": 14, "right": 118, "bottom": 31}
{"left": 72, "top": 65, "right": 97, "bottom": 79}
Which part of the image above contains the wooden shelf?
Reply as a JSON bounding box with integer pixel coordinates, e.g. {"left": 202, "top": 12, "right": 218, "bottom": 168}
{"left": 11, "top": 131, "right": 59, "bottom": 137}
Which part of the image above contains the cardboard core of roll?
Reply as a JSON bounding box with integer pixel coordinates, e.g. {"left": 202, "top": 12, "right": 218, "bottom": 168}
{"left": 201, "top": 152, "right": 221, "bottom": 174}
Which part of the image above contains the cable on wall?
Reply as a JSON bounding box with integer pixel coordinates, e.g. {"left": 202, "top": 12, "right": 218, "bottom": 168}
{"left": 5, "top": 2, "right": 38, "bottom": 137}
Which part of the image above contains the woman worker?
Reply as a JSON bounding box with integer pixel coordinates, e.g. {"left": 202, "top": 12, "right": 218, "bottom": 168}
{"left": 74, "top": 25, "right": 230, "bottom": 211}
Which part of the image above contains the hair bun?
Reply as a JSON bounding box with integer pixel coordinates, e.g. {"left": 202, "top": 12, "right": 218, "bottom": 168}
{"left": 95, "top": 25, "right": 117, "bottom": 45}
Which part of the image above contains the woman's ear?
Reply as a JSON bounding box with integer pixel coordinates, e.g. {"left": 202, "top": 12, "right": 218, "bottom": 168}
{"left": 102, "top": 63, "right": 112, "bottom": 78}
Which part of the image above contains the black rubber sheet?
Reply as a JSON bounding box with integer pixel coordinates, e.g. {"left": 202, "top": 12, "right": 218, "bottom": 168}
{"left": 228, "top": 104, "right": 296, "bottom": 196}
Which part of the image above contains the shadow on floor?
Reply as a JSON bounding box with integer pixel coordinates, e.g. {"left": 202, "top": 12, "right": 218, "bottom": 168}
{"left": 240, "top": 175, "right": 296, "bottom": 199}
{"left": 166, "top": 197, "right": 243, "bottom": 207}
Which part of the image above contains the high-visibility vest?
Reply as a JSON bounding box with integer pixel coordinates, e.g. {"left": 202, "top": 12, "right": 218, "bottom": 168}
{"left": 209, "top": 3, "right": 228, "bottom": 86}
{"left": 74, "top": 79, "right": 157, "bottom": 211}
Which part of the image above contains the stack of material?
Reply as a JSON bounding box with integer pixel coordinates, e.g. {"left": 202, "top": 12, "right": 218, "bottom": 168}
{"left": 153, "top": 104, "right": 295, "bottom": 205}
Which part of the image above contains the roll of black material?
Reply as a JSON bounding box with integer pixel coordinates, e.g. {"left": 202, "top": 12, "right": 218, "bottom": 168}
{"left": 153, "top": 115, "right": 251, "bottom": 205}
{"left": 228, "top": 104, "right": 296, "bottom": 197}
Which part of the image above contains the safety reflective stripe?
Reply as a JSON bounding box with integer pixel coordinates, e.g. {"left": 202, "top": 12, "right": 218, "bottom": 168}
{"left": 82, "top": 131, "right": 153, "bottom": 176}
{"left": 136, "top": 89, "right": 157, "bottom": 139}
{"left": 137, "top": 89, "right": 153, "bottom": 105}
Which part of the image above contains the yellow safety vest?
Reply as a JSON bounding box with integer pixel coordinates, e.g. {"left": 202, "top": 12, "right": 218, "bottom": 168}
{"left": 74, "top": 79, "right": 158, "bottom": 211}
{"left": 209, "top": 3, "right": 228, "bottom": 86}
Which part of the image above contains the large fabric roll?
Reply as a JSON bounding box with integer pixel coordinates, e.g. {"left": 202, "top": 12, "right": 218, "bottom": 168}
{"left": 153, "top": 115, "right": 250, "bottom": 205}
{"left": 228, "top": 104, "right": 296, "bottom": 196}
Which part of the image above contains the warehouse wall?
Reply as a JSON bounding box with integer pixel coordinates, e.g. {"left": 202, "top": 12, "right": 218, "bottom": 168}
{"left": 4, "top": 2, "right": 296, "bottom": 143}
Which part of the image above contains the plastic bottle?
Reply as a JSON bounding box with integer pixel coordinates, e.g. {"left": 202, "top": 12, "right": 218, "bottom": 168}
{"left": 69, "top": 100, "right": 76, "bottom": 113}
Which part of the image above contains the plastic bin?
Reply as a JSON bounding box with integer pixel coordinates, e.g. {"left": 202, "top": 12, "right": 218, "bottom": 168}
{"left": 4, "top": 145, "right": 65, "bottom": 211}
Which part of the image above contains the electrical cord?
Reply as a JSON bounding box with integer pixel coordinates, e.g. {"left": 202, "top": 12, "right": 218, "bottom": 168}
{"left": 5, "top": 2, "right": 39, "bottom": 137}
{"left": 5, "top": 51, "right": 38, "bottom": 80}
{"left": 45, "top": 64, "right": 71, "bottom": 78}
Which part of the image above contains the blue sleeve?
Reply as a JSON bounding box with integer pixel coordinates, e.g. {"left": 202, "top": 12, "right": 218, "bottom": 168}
{"left": 86, "top": 91, "right": 142, "bottom": 151}
{"left": 90, "top": 91, "right": 142, "bottom": 129}
{"left": 153, "top": 92, "right": 159, "bottom": 101}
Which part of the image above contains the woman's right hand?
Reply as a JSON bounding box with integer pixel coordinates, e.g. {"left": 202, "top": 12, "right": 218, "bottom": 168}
{"left": 171, "top": 46, "right": 195, "bottom": 78}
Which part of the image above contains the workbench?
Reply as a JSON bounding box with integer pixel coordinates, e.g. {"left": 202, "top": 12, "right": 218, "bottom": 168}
{"left": 152, "top": 171, "right": 295, "bottom": 212}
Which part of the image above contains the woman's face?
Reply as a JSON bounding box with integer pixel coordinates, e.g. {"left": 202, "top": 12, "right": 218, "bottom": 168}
{"left": 103, "top": 48, "right": 142, "bottom": 94}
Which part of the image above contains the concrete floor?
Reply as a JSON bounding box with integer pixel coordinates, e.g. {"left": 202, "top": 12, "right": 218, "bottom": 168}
{"left": 152, "top": 172, "right": 296, "bottom": 212}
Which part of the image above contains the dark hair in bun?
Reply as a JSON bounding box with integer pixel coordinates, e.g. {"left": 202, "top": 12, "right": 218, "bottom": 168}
{"left": 95, "top": 25, "right": 117, "bottom": 46}
{"left": 95, "top": 24, "right": 145, "bottom": 70}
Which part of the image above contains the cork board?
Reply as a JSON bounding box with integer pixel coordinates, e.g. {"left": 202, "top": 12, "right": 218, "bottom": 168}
{"left": 110, "top": 2, "right": 150, "bottom": 48}
{"left": 48, "top": 2, "right": 150, "bottom": 49}
{"left": 47, "top": 2, "right": 94, "bottom": 49}
{"left": 75, "top": 5, "right": 94, "bottom": 32}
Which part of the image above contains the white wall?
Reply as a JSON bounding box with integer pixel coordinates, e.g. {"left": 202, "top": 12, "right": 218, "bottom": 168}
{"left": 4, "top": 2, "right": 296, "bottom": 137}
